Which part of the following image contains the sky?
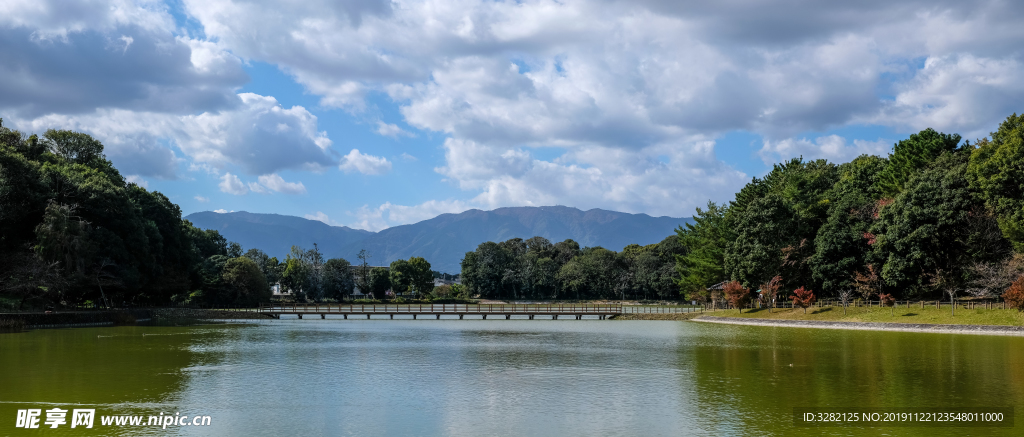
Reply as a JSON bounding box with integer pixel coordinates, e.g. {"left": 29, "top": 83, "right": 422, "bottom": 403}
{"left": 2, "top": 0, "right": 1023, "bottom": 231}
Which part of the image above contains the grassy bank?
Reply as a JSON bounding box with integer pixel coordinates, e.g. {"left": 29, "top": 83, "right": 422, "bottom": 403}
{"left": 702, "top": 306, "right": 1024, "bottom": 326}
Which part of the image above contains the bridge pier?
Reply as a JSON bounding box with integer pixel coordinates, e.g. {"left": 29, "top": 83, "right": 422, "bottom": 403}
{"left": 529, "top": 315, "right": 534, "bottom": 320}
{"left": 576, "top": 315, "right": 581, "bottom": 320}
{"left": 482, "top": 314, "right": 486, "bottom": 319}
{"left": 297, "top": 314, "right": 302, "bottom": 319}
{"left": 436, "top": 314, "right": 440, "bottom": 319}
{"left": 367, "top": 314, "right": 370, "bottom": 319}
{"left": 321, "top": 314, "right": 325, "bottom": 319}
{"left": 413, "top": 314, "right": 417, "bottom": 320}
{"left": 390, "top": 314, "right": 393, "bottom": 319}
{"left": 459, "top": 314, "right": 464, "bottom": 320}
{"left": 553, "top": 315, "right": 558, "bottom": 320}
{"left": 343, "top": 314, "right": 347, "bottom": 319}
{"left": 506, "top": 315, "right": 511, "bottom": 320}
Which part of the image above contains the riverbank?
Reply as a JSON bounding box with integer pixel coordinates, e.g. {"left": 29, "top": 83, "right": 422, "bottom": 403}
{"left": 694, "top": 316, "right": 1024, "bottom": 336}
{"left": 612, "top": 312, "right": 703, "bottom": 320}
{"left": 694, "top": 305, "right": 1024, "bottom": 326}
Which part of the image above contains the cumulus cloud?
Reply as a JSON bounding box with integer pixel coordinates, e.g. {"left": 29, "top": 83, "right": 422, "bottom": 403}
{"left": 214, "top": 209, "right": 229, "bottom": 213}
{"left": 219, "top": 172, "right": 247, "bottom": 195}
{"left": 759, "top": 135, "right": 891, "bottom": 165}
{"left": 11, "top": 93, "right": 336, "bottom": 178}
{"left": 125, "top": 174, "right": 148, "bottom": 188}
{"left": 0, "top": 0, "right": 245, "bottom": 118}
{"left": 339, "top": 149, "right": 392, "bottom": 175}
{"left": 256, "top": 174, "right": 307, "bottom": 194}
{"left": 376, "top": 121, "right": 413, "bottom": 138}
{"left": 304, "top": 211, "right": 342, "bottom": 226}
{"left": 195, "top": 195, "right": 210, "bottom": 203}
{"left": 349, "top": 199, "right": 472, "bottom": 231}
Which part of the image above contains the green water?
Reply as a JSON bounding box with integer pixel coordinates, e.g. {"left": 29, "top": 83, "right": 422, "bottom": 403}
{"left": 2, "top": 319, "right": 1023, "bottom": 436}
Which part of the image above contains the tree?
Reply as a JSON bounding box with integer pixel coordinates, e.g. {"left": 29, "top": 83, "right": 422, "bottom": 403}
{"left": 760, "top": 275, "right": 782, "bottom": 313}
{"left": 852, "top": 264, "right": 883, "bottom": 301}
{"left": 837, "top": 288, "right": 855, "bottom": 315}
{"left": 676, "top": 202, "right": 730, "bottom": 300}
{"left": 280, "top": 257, "right": 308, "bottom": 300}
{"left": 368, "top": 267, "right": 391, "bottom": 300}
{"left": 967, "top": 114, "right": 1024, "bottom": 251}
{"left": 723, "top": 281, "right": 750, "bottom": 313}
{"left": 406, "top": 257, "right": 434, "bottom": 298}
{"left": 1002, "top": 275, "right": 1024, "bottom": 311}
{"left": 356, "top": 249, "right": 372, "bottom": 296}
{"left": 790, "top": 287, "right": 816, "bottom": 313}
{"left": 227, "top": 242, "right": 243, "bottom": 258}
{"left": 967, "top": 256, "right": 1024, "bottom": 299}
{"left": 877, "top": 128, "right": 961, "bottom": 197}
{"left": 323, "top": 258, "right": 355, "bottom": 301}
{"left": 222, "top": 257, "right": 270, "bottom": 305}
{"left": 41, "top": 129, "right": 106, "bottom": 166}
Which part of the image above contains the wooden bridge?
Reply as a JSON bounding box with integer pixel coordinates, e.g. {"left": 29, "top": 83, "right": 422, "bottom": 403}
{"left": 258, "top": 303, "right": 624, "bottom": 320}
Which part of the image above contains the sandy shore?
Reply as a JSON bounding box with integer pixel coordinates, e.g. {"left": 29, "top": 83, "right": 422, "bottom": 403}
{"left": 693, "top": 316, "right": 1024, "bottom": 336}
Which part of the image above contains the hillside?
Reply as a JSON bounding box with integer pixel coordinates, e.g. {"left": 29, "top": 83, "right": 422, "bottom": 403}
{"left": 185, "top": 206, "right": 693, "bottom": 273}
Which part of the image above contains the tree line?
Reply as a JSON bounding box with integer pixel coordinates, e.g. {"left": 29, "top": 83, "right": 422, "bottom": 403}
{"left": 0, "top": 120, "right": 446, "bottom": 309}
{"left": 676, "top": 113, "right": 1024, "bottom": 307}
{"left": 460, "top": 235, "right": 683, "bottom": 300}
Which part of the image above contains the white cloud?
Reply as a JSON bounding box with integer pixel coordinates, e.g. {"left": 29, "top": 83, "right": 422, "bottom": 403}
{"left": 195, "top": 195, "right": 210, "bottom": 203}
{"left": 759, "top": 135, "right": 891, "bottom": 165}
{"left": 339, "top": 149, "right": 392, "bottom": 175}
{"left": 214, "top": 209, "right": 228, "bottom": 213}
{"left": 256, "top": 174, "right": 307, "bottom": 195}
{"left": 11, "top": 93, "right": 336, "bottom": 178}
{"left": 219, "top": 172, "right": 248, "bottom": 195}
{"left": 349, "top": 199, "right": 472, "bottom": 231}
{"left": 304, "top": 211, "right": 342, "bottom": 226}
{"left": 125, "top": 174, "right": 148, "bottom": 188}
{"left": 376, "top": 121, "right": 413, "bottom": 138}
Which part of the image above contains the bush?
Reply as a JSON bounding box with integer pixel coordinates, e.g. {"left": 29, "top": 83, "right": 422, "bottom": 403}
{"left": 1003, "top": 275, "right": 1024, "bottom": 311}
{"left": 723, "top": 281, "right": 750, "bottom": 313}
{"left": 790, "top": 287, "right": 816, "bottom": 313}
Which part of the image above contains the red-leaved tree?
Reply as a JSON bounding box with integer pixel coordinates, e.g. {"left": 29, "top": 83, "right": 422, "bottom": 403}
{"left": 790, "top": 287, "right": 816, "bottom": 314}
{"left": 723, "top": 281, "right": 750, "bottom": 313}
{"left": 1003, "top": 275, "right": 1024, "bottom": 311}
{"left": 879, "top": 293, "right": 896, "bottom": 316}
{"left": 760, "top": 275, "right": 782, "bottom": 313}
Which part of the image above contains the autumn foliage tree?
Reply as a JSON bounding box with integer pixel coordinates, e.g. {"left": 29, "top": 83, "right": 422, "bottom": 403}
{"left": 1003, "top": 276, "right": 1024, "bottom": 312}
{"left": 790, "top": 286, "right": 816, "bottom": 313}
{"left": 723, "top": 281, "right": 750, "bottom": 313}
{"left": 760, "top": 275, "right": 782, "bottom": 313}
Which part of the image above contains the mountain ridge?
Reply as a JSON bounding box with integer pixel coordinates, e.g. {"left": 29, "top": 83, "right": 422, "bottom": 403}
{"left": 184, "top": 206, "right": 693, "bottom": 273}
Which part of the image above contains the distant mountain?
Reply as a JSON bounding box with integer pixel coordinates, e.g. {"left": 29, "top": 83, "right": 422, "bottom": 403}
{"left": 185, "top": 206, "right": 693, "bottom": 273}
{"left": 184, "top": 211, "right": 373, "bottom": 260}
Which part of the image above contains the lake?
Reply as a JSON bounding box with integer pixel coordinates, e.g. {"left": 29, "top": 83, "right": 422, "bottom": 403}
{"left": 2, "top": 319, "right": 1023, "bottom": 436}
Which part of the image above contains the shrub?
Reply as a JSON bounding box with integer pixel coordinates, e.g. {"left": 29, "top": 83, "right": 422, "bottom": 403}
{"left": 879, "top": 293, "right": 896, "bottom": 316}
{"left": 1003, "top": 275, "right": 1024, "bottom": 311}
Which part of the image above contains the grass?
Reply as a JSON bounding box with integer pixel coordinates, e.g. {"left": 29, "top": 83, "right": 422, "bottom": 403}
{"left": 705, "top": 305, "right": 1024, "bottom": 326}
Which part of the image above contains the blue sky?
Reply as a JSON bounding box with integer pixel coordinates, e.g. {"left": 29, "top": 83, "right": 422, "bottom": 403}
{"left": 3, "top": 0, "right": 1023, "bottom": 231}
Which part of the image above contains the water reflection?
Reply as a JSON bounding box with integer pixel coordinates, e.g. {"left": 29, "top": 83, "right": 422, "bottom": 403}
{"left": 3, "top": 321, "right": 1024, "bottom": 436}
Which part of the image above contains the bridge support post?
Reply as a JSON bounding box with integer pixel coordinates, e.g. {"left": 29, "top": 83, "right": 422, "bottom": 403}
{"left": 413, "top": 314, "right": 417, "bottom": 320}
{"left": 321, "top": 314, "right": 325, "bottom": 319}
{"left": 506, "top": 315, "right": 511, "bottom": 320}
{"left": 529, "top": 315, "right": 534, "bottom": 320}
{"left": 553, "top": 315, "right": 558, "bottom": 320}
{"left": 459, "top": 314, "right": 464, "bottom": 320}
{"left": 390, "top": 314, "right": 394, "bottom": 319}
{"left": 367, "top": 314, "right": 370, "bottom": 319}
{"left": 436, "top": 314, "right": 440, "bottom": 320}
{"left": 343, "top": 314, "right": 347, "bottom": 319}
{"left": 482, "top": 314, "right": 486, "bottom": 319}
{"left": 298, "top": 314, "right": 302, "bottom": 319}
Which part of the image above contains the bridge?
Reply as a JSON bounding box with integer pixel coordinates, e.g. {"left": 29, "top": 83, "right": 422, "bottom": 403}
{"left": 258, "top": 303, "right": 624, "bottom": 320}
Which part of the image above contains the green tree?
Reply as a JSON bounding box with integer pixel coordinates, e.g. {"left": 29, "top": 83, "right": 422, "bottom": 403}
{"left": 877, "top": 128, "right": 962, "bottom": 197}
{"left": 676, "top": 202, "right": 730, "bottom": 300}
{"left": 323, "top": 258, "right": 355, "bottom": 301}
{"left": 368, "top": 267, "right": 391, "bottom": 299}
{"left": 222, "top": 257, "right": 270, "bottom": 305}
{"left": 406, "top": 257, "right": 434, "bottom": 298}
{"left": 967, "top": 113, "right": 1024, "bottom": 251}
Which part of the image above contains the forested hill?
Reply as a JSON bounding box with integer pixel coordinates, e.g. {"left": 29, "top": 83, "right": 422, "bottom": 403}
{"left": 185, "top": 206, "right": 693, "bottom": 273}
{"left": 184, "top": 211, "right": 373, "bottom": 262}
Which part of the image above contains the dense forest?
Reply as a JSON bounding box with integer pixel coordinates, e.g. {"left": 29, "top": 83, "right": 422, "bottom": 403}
{"left": 676, "top": 113, "right": 1024, "bottom": 304}
{"left": 459, "top": 235, "right": 683, "bottom": 300}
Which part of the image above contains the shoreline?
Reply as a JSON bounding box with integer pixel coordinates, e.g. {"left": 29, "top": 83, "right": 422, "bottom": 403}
{"left": 692, "top": 316, "right": 1024, "bottom": 336}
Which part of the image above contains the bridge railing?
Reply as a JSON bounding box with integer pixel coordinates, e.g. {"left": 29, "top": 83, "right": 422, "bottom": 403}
{"left": 258, "top": 303, "right": 623, "bottom": 314}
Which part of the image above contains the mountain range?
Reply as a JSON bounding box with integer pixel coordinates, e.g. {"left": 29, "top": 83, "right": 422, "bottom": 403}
{"left": 184, "top": 206, "right": 693, "bottom": 273}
